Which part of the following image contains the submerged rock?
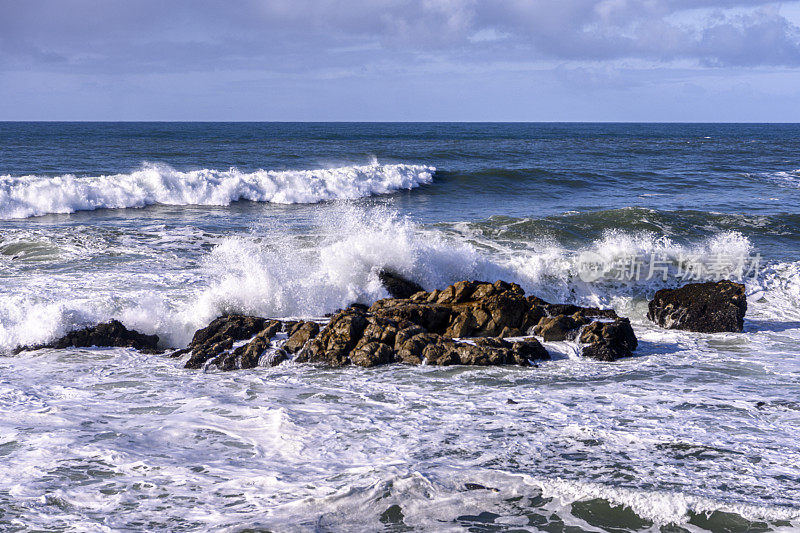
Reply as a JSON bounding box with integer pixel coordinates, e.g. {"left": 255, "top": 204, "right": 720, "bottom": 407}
{"left": 647, "top": 280, "right": 747, "bottom": 333}
{"left": 13, "top": 320, "right": 160, "bottom": 354}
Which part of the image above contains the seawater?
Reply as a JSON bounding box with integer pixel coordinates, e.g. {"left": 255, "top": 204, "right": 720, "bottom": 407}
{"left": 1, "top": 122, "right": 799, "bottom": 532}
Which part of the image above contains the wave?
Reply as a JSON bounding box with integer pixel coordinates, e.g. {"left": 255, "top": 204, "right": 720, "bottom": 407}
{"left": 0, "top": 161, "right": 435, "bottom": 219}
{"left": 3, "top": 206, "right": 800, "bottom": 351}
{"left": 744, "top": 168, "right": 800, "bottom": 189}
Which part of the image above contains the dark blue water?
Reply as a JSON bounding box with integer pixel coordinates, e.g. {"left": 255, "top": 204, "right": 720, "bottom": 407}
{"left": 3, "top": 122, "right": 800, "bottom": 259}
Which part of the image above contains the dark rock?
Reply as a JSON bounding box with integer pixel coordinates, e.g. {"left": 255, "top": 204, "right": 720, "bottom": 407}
{"left": 647, "top": 280, "right": 746, "bottom": 333}
{"left": 189, "top": 315, "right": 269, "bottom": 351}
{"left": 184, "top": 315, "right": 279, "bottom": 369}
{"left": 579, "top": 318, "right": 638, "bottom": 351}
{"left": 544, "top": 304, "right": 618, "bottom": 320}
{"left": 393, "top": 324, "right": 427, "bottom": 351}
{"left": 436, "top": 280, "right": 478, "bottom": 304}
{"left": 578, "top": 318, "right": 637, "bottom": 362}
{"left": 582, "top": 340, "right": 631, "bottom": 362}
{"left": 370, "top": 300, "right": 453, "bottom": 334}
{"left": 355, "top": 316, "right": 399, "bottom": 350}
{"left": 378, "top": 270, "right": 425, "bottom": 299}
{"left": 510, "top": 338, "right": 550, "bottom": 362}
{"left": 464, "top": 483, "right": 499, "bottom": 492}
{"left": 209, "top": 321, "right": 285, "bottom": 370}
{"left": 177, "top": 279, "right": 635, "bottom": 371}
{"left": 421, "top": 341, "right": 462, "bottom": 366}
{"left": 299, "top": 280, "right": 630, "bottom": 367}
{"left": 397, "top": 332, "right": 444, "bottom": 365}
{"left": 169, "top": 347, "right": 191, "bottom": 358}
{"left": 14, "top": 320, "right": 159, "bottom": 354}
{"left": 497, "top": 326, "right": 522, "bottom": 338}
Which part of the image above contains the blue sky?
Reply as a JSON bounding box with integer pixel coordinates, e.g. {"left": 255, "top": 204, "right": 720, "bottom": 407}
{"left": 1, "top": 0, "right": 799, "bottom": 121}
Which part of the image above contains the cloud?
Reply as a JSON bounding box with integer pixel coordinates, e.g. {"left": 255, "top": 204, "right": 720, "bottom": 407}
{"left": 0, "top": 0, "right": 798, "bottom": 77}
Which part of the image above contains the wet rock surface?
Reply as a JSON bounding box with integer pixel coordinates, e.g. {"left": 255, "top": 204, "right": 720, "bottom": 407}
{"left": 647, "top": 280, "right": 747, "bottom": 333}
{"left": 180, "top": 315, "right": 284, "bottom": 370}
{"left": 286, "top": 280, "right": 635, "bottom": 367}
{"left": 378, "top": 270, "right": 425, "bottom": 299}
{"left": 13, "top": 320, "right": 160, "bottom": 354}
{"left": 11, "top": 281, "right": 642, "bottom": 370}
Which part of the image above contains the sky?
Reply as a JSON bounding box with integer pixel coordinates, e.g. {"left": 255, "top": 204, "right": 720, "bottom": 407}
{"left": 1, "top": 0, "right": 800, "bottom": 121}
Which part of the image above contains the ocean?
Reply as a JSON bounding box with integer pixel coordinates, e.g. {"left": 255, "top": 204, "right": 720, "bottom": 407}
{"left": 1, "top": 122, "right": 799, "bottom": 531}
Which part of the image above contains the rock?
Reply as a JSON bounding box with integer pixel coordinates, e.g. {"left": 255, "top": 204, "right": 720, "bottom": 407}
{"left": 213, "top": 325, "right": 278, "bottom": 370}
{"left": 510, "top": 338, "right": 550, "bottom": 362}
{"left": 378, "top": 270, "right": 424, "bottom": 299}
{"left": 421, "top": 341, "right": 461, "bottom": 366}
{"left": 296, "top": 307, "right": 368, "bottom": 366}
{"left": 647, "top": 280, "right": 746, "bottom": 333}
{"left": 188, "top": 315, "right": 269, "bottom": 351}
{"left": 582, "top": 341, "right": 631, "bottom": 362}
{"left": 393, "top": 324, "right": 427, "bottom": 351}
{"left": 437, "top": 280, "right": 478, "bottom": 304}
{"left": 397, "top": 332, "right": 444, "bottom": 365}
{"left": 578, "top": 318, "right": 638, "bottom": 362}
{"left": 176, "top": 279, "right": 633, "bottom": 371}
{"left": 544, "top": 304, "right": 618, "bottom": 320}
{"left": 283, "top": 321, "right": 320, "bottom": 354}
{"left": 354, "top": 317, "right": 399, "bottom": 350}
{"left": 183, "top": 315, "right": 279, "bottom": 369}
{"left": 13, "top": 320, "right": 160, "bottom": 354}
{"left": 497, "top": 326, "right": 522, "bottom": 338}
{"left": 350, "top": 341, "right": 395, "bottom": 367}
{"left": 534, "top": 315, "right": 587, "bottom": 341}
{"left": 370, "top": 300, "right": 453, "bottom": 334}
{"left": 299, "top": 280, "right": 625, "bottom": 367}
{"left": 579, "top": 318, "right": 637, "bottom": 351}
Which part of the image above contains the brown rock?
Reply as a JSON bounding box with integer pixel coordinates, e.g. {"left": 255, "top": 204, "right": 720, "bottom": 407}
{"left": 534, "top": 315, "right": 586, "bottom": 341}
{"left": 350, "top": 342, "right": 395, "bottom": 367}
{"left": 282, "top": 321, "right": 320, "bottom": 354}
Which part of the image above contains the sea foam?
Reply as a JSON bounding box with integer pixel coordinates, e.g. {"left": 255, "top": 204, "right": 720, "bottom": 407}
{"left": 1, "top": 206, "right": 796, "bottom": 352}
{"left": 0, "top": 161, "right": 435, "bottom": 219}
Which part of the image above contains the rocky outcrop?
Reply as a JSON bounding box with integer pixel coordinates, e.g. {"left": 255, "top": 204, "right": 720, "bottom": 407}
{"left": 579, "top": 318, "right": 638, "bottom": 361}
{"left": 171, "top": 280, "right": 638, "bottom": 371}
{"left": 283, "top": 321, "right": 321, "bottom": 354}
{"left": 647, "top": 280, "right": 747, "bottom": 333}
{"left": 13, "top": 320, "right": 160, "bottom": 354}
{"left": 291, "top": 280, "right": 634, "bottom": 366}
{"left": 180, "top": 315, "right": 284, "bottom": 370}
{"left": 378, "top": 270, "right": 425, "bottom": 299}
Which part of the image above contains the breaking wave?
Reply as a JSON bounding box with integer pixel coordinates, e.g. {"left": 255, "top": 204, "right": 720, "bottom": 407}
{"left": 0, "top": 161, "right": 435, "bottom": 219}
{"left": 2, "top": 207, "right": 799, "bottom": 351}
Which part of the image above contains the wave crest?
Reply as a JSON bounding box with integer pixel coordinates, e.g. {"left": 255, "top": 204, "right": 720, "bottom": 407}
{"left": 0, "top": 161, "right": 435, "bottom": 219}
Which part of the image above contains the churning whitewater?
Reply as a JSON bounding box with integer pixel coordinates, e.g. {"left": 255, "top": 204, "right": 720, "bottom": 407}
{"left": 1, "top": 122, "right": 799, "bottom": 532}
